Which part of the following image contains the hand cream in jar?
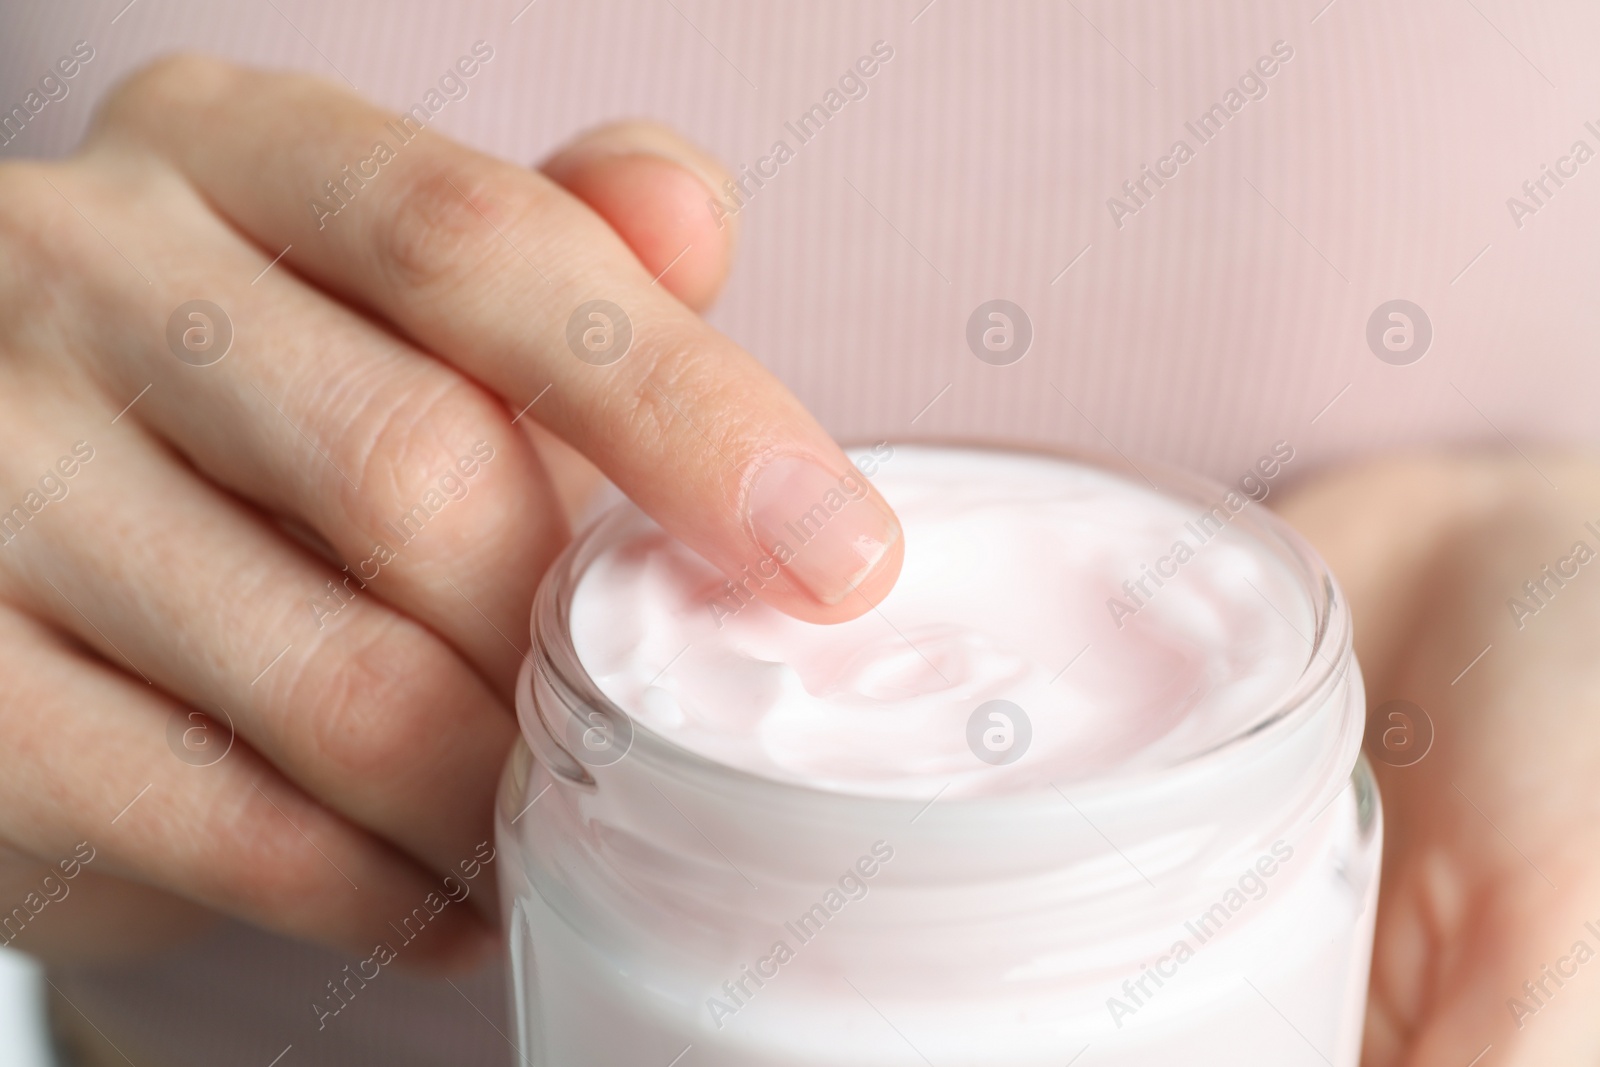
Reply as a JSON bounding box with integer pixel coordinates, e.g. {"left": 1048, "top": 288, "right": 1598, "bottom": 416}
{"left": 497, "top": 444, "right": 1380, "bottom": 1065}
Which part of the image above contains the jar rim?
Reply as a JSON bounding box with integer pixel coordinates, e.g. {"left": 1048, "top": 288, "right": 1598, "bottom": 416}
{"left": 525, "top": 438, "right": 1354, "bottom": 812}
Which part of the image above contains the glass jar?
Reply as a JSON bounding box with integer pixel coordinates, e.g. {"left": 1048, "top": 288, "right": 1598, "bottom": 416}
{"left": 496, "top": 446, "right": 1381, "bottom": 1066}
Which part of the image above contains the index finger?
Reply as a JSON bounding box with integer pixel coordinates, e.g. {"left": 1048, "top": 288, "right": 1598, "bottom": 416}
{"left": 93, "top": 56, "right": 903, "bottom": 622}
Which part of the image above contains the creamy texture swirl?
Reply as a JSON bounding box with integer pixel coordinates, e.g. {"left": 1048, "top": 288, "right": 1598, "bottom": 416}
{"left": 570, "top": 446, "right": 1314, "bottom": 798}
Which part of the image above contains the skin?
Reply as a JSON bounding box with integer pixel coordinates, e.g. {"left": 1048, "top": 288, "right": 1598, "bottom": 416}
{"left": 0, "top": 56, "right": 901, "bottom": 971}
{"left": 1278, "top": 453, "right": 1600, "bottom": 1065}
{"left": 0, "top": 56, "right": 1593, "bottom": 1065}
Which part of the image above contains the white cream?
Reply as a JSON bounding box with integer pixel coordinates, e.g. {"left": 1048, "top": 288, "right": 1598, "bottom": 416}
{"left": 500, "top": 445, "right": 1380, "bottom": 1066}
{"left": 569, "top": 445, "right": 1315, "bottom": 798}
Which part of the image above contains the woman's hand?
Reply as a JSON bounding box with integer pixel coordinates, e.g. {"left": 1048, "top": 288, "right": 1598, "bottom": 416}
{"left": 0, "top": 55, "right": 902, "bottom": 968}
{"left": 1279, "top": 453, "right": 1600, "bottom": 1065}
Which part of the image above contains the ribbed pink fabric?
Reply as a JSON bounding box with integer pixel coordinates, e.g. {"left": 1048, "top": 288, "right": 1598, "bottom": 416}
{"left": 3, "top": 1, "right": 1597, "bottom": 1063}
{"left": 4, "top": 0, "right": 1597, "bottom": 481}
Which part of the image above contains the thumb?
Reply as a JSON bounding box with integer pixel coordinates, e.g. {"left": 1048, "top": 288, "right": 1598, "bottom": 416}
{"left": 539, "top": 119, "right": 737, "bottom": 313}
{"left": 1366, "top": 856, "right": 1600, "bottom": 1066}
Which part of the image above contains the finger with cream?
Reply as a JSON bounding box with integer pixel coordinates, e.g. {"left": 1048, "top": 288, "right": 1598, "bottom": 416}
{"left": 499, "top": 444, "right": 1380, "bottom": 1065}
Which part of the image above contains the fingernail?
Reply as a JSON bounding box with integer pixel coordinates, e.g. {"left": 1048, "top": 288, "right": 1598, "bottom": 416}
{"left": 746, "top": 455, "right": 900, "bottom": 606}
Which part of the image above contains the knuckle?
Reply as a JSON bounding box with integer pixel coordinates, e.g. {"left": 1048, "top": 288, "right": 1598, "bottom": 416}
{"left": 0, "top": 164, "right": 76, "bottom": 298}
{"left": 293, "top": 618, "right": 457, "bottom": 785}
{"left": 0, "top": 159, "right": 183, "bottom": 338}
{"left": 374, "top": 156, "right": 549, "bottom": 295}
{"left": 374, "top": 160, "right": 498, "bottom": 294}
{"left": 0, "top": 162, "right": 40, "bottom": 214}
{"left": 203, "top": 787, "right": 341, "bottom": 915}
{"left": 627, "top": 332, "right": 746, "bottom": 455}
{"left": 97, "top": 53, "right": 237, "bottom": 130}
{"left": 341, "top": 378, "right": 514, "bottom": 555}
{"left": 0, "top": 162, "right": 67, "bottom": 237}
{"left": 628, "top": 371, "right": 684, "bottom": 454}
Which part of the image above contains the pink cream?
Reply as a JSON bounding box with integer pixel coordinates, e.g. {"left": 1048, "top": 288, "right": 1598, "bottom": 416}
{"left": 498, "top": 444, "right": 1381, "bottom": 1064}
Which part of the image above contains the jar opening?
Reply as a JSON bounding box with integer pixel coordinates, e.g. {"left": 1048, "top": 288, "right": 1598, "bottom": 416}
{"left": 526, "top": 440, "right": 1353, "bottom": 812}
